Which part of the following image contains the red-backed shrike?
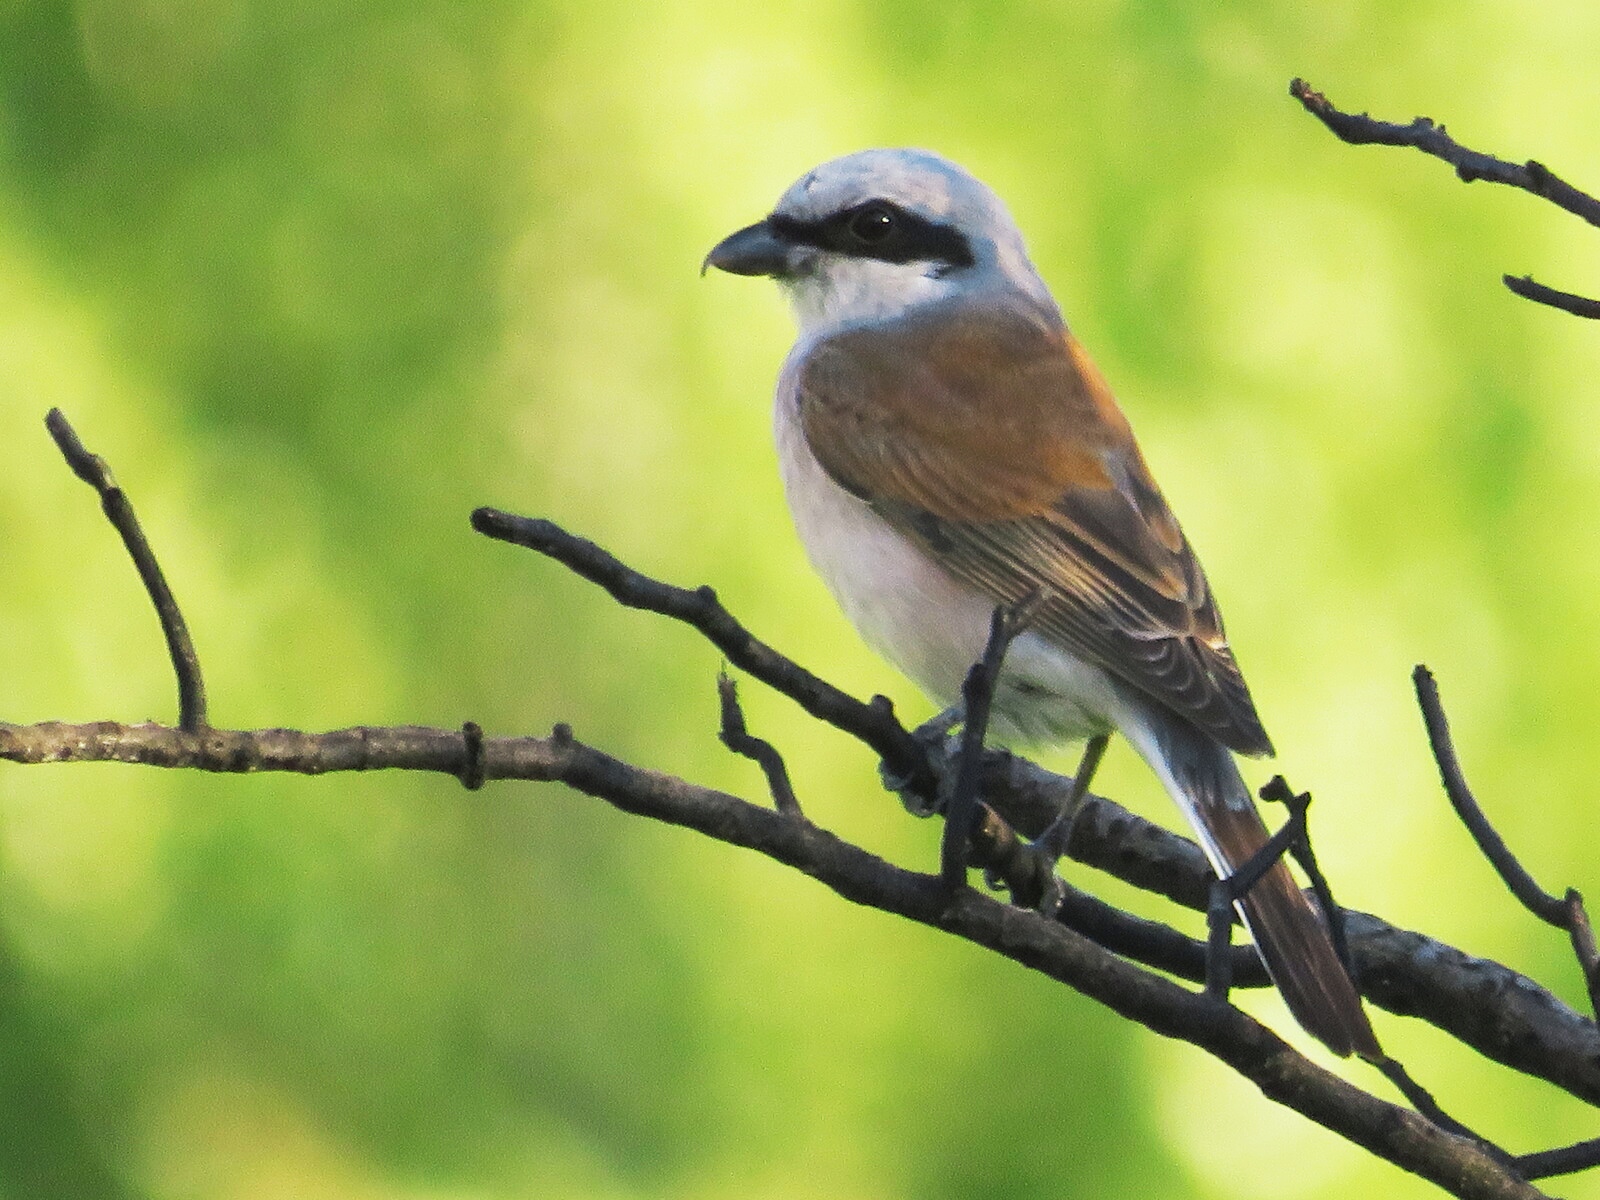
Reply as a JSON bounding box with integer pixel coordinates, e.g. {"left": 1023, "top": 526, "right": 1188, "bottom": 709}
{"left": 704, "top": 148, "right": 1376, "bottom": 1058}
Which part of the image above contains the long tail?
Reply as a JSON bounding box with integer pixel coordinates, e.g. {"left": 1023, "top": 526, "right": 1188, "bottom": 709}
{"left": 1128, "top": 710, "right": 1381, "bottom": 1059}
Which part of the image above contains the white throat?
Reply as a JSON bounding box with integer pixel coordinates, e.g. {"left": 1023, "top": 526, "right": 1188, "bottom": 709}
{"left": 779, "top": 256, "right": 960, "bottom": 335}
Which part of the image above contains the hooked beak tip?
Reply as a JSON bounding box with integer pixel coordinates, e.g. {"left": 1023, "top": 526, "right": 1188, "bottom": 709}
{"left": 702, "top": 218, "right": 791, "bottom": 279}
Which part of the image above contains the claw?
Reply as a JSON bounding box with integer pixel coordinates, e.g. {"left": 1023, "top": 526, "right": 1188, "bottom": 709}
{"left": 879, "top": 702, "right": 966, "bottom": 815}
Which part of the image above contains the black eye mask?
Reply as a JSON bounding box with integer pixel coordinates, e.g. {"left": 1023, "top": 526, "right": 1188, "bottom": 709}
{"left": 766, "top": 201, "right": 975, "bottom": 272}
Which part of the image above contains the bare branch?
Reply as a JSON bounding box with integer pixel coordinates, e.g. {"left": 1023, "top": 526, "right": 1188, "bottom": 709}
{"left": 0, "top": 717, "right": 1546, "bottom": 1199}
{"left": 471, "top": 507, "right": 936, "bottom": 797}
{"left": 1414, "top": 666, "right": 1564, "bottom": 923}
{"left": 1502, "top": 275, "right": 1600, "bottom": 320}
{"left": 717, "top": 673, "right": 803, "bottom": 817}
{"left": 1518, "top": 1137, "right": 1600, "bottom": 1182}
{"left": 4, "top": 718, "right": 1597, "bottom": 1115}
{"left": 1261, "top": 777, "right": 1357, "bottom": 981}
{"left": 1415, "top": 666, "right": 1600, "bottom": 1019}
{"left": 464, "top": 510, "right": 1600, "bottom": 1111}
{"left": 943, "top": 598, "right": 1040, "bottom": 887}
{"left": 45, "top": 409, "right": 208, "bottom": 730}
{"left": 6, "top": 417, "right": 1595, "bottom": 1195}
{"left": 1049, "top": 874, "right": 1267, "bottom": 985}
{"left": 1290, "top": 78, "right": 1600, "bottom": 317}
{"left": 1567, "top": 892, "right": 1600, "bottom": 1018}
{"left": 1289, "top": 79, "right": 1600, "bottom": 227}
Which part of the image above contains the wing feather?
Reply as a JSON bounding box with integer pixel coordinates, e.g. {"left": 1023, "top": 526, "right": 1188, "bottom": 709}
{"left": 796, "top": 296, "right": 1273, "bottom": 756}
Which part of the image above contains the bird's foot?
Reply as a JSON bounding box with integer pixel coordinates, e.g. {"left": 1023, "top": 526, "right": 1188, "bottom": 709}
{"left": 984, "top": 858, "right": 1069, "bottom": 917}
{"left": 879, "top": 702, "right": 965, "bottom": 816}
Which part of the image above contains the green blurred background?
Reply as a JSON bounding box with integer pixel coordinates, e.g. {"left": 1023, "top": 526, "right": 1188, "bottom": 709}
{"left": 2, "top": 1, "right": 1599, "bottom": 1197}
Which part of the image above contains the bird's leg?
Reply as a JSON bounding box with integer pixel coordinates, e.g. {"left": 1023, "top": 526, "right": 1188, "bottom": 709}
{"left": 1203, "top": 793, "right": 1309, "bottom": 1002}
{"left": 1030, "top": 733, "right": 1110, "bottom": 864}
{"left": 996, "top": 732, "right": 1110, "bottom": 916}
{"left": 941, "top": 595, "right": 1042, "bottom": 890}
{"left": 879, "top": 702, "right": 965, "bottom": 816}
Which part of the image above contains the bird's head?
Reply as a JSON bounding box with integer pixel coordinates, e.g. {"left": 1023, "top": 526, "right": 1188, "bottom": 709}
{"left": 704, "top": 148, "right": 1054, "bottom": 334}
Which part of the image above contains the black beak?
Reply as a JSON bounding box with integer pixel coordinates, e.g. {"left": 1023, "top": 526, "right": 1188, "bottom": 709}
{"left": 702, "top": 219, "right": 793, "bottom": 278}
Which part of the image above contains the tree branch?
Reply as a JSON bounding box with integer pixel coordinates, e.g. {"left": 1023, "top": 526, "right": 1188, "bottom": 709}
{"left": 1502, "top": 275, "right": 1600, "bottom": 320}
{"left": 6, "top": 416, "right": 1596, "bottom": 1196}
{"left": 1289, "top": 78, "right": 1600, "bottom": 318}
{"left": 470, "top": 510, "right": 1600, "bottom": 1109}
{"left": 470, "top": 507, "right": 937, "bottom": 798}
{"left": 1415, "top": 666, "right": 1600, "bottom": 1023}
{"left": 717, "top": 673, "right": 803, "bottom": 817}
{"left": 0, "top": 716, "right": 1547, "bottom": 1200}
{"left": 45, "top": 409, "right": 208, "bottom": 729}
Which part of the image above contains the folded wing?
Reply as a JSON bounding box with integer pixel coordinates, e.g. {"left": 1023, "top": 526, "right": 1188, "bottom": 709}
{"left": 795, "top": 296, "right": 1272, "bottom": 756}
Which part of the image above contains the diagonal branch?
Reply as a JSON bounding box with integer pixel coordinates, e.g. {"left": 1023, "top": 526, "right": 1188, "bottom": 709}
{"left": 1415, "top": 666, "right": 1600, "bottom": 1021}
{"left": 1413, "top": 667, "right": 1566, "bottom": 924}
{"left": 471, "top": 507, "right": 935, "bottom": 796}
{"left": 1290, "top": 78, "right": 1600, "bottom": 318}
{"left": 717, "top": 673, "right": 803, "bottom": 817}
{"left": 1502, "top": 275, "right": 1600, "bottom": 320}
{"left": 468, "top": 511, "right": 1600, "bottom": 1111}
{"left": 1289, "top": 79, "right": 1600, "bottom": 227}
{"left": 0, "top": 716, "right": 1548, "bottom": 1200}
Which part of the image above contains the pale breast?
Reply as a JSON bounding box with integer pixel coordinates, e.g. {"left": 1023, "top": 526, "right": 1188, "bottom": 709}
{"left": 772, "top": 364, "right": 1120, "bottom": 746}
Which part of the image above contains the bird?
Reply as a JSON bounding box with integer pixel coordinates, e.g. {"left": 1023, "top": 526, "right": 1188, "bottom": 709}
{"left": 703, "top": 147, "right": 1378, "bottom": 1059}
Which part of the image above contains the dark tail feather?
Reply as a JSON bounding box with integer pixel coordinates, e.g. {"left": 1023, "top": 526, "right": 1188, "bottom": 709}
{"left": 1140, "top": 712, "right": 1382, "bottom": 1059}
{"left": 1234, "top": 850, "right": 1381, "bottom": 1059}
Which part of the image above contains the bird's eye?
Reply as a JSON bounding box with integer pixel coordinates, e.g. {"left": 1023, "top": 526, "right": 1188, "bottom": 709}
{"left": 847, "top": 204, "right": 896, "bottom": 244}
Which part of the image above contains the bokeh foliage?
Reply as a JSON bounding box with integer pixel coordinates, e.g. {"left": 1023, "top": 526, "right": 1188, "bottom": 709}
{"left": 2, "top": 1, "right": 1599, "bottom": 1197}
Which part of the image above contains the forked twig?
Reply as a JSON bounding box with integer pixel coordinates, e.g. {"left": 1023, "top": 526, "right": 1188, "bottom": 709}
{"left": 942, "top": 597, "right": 1040, "bottom": 887}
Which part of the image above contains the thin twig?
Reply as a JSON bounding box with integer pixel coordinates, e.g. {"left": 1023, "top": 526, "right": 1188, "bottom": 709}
{"left": 1050, "top": 874, "right": 1267, "bottom": 986}
{"left": 1290, "top": 78, "right": 1600, "bottom": 317}
{"left": 1517, "top": 1137, "right": 1600, "bottom": 1182}
{"left": 1413, "top": 666, "right": 1567, "bottom": 925}
{"left": 1261, "top": 776, "right": 1357, "bottom": 980}
{"left": 472, "top": 508, "right": 935, "bottom": 798}
{"left": 1290, "top": 79, "right": 1600, "bottom": 227}
{"left": 1503, "top": 275, "right": 1600, "bottom": 319}
{"left": 1416, "top": 665, "right": 1600, "bottom": 1024}
{"left": 944, "top": 599, "right": 1037, "bottom": 887}
{"left": 1202, "top": 782, "right": 1310, "bottom": 1000}
{"left": 1373, "top": 1056, "right": 1505, "bottom": 1158}
{"left": 1566, "top": 889, "right": 1600, "bottom": 1019}
{"left": 717, "top": 673, "right": 802, "bottom": 817}
{"left": 44, "top": 410, "right": 208, "bottom": 730}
